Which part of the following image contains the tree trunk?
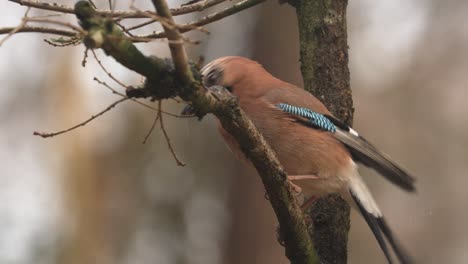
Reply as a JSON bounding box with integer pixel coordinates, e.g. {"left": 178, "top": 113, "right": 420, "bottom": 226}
{"left": 294, "top": 0, "right": 352, "bottom": 263}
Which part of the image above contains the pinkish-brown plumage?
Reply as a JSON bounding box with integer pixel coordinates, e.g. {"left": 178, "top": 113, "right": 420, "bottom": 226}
{"left": 198, "top": 56, "right": 414, "bottom": 264}
{"left": 204, "top": 57, "right": 355, "bottom": 196}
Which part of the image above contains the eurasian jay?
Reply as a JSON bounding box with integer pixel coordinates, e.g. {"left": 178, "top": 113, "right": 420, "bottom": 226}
{"left": 187, "top": 56, "right": 415, "bottom": 263}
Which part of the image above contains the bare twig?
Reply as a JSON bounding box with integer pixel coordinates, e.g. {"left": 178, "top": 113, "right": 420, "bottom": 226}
{"left": 129, "top": 3, "right": 209, "bottom": 35}
{"left": 26, "top": 17, "right": 85, "bottom": 33}
{"left": 8, "top": 0, "right": 226, "bottom": 18}
{"left": 145, "top": 0, "right": 266, "bottom": 39}
{"left": 88, "top": 0, "right": 97, "bottom": 9}
{"left": 0, "top": 7, "right": 30, "bottom": 46}
{"left": 91, "top": 49, "right": 128, "bottom": 89}
{"left": 29, "top": 13, "right": 63, "bottom": 19}
{"left": 9, "top": 1, "right": 74, "bottom": 15}
{"left": 142, "top": 112, "right": 160, "bottom": 144}
{"left": 0, "top": 14, "right": 85, "bottom": 44}
{"left": 81, "top": 48, "right": 89, "bottom": 66}
{"left": 33, "top": 98, "right": 128, "bottom": 138}
{"left": 44, "top": 36, "right": 81, "bottom": 47}
{"left": 173, "top": 0, "right": 226, "bottom": 15}
{"left": 93, "top": 77, "right": 125, "bottom": 95}
{"left": 93, "top": 77, "right": 193, "bottom": 118}
{"left": 125, "top": 18, "right": 158, "bottom": 31}
{"left": 0, "top": 26, "right": 77, "bottom": 37}
{"left": 158, "top": 101, "right": 186, "bottom": 166}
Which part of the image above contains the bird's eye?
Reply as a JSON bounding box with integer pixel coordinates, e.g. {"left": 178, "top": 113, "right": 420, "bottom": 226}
{"left": 204, "top": 68, "right": 222, "bottom": 87}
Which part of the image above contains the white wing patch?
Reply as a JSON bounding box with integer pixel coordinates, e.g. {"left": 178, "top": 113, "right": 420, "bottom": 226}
{"left": 347, "top": 161, "right": 382, "bottom": 217}
{"left": 349, "top": 128, "right": 359, "bottom": 137}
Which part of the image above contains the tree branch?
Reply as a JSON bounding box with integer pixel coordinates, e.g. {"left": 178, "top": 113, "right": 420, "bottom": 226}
{"left": 152, "top": 0, "right": 193, "bottom": 85}
{"left": 73, "top": 1, "right": 318, "bottom": 263}
{"left": 8, "top": 0, "right": 227, "bottom": 18}
{"left": 293, "top": 0, "right": 352, "bottom": 263}
{"left": 0, "top": 26, "right": 76, "bottom": 37}
{"left": 33, "top": 98, "right": 128, "bottom": 138}
{"left": 146, "top": 0, "right": 266, "bottom": 39}
{"left": 5, "top": 0, "right": 266, "bottom": 43}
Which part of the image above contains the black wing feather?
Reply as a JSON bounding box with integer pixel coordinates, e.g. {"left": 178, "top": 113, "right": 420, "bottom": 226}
{"left": 325, "top": 115, "right": 416, "bottom": 192}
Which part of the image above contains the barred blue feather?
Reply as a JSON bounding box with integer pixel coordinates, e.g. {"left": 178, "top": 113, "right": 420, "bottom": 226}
{"left": 277, "top": 103, "right": 336, "bottom": 133}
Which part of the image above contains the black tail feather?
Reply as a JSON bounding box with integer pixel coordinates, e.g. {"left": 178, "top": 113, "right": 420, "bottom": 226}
{"left": 351, "top": 190, "right": 412, "bottom": 264}
{"left": 376, "top": 217, "right": 413, "bottom": 264}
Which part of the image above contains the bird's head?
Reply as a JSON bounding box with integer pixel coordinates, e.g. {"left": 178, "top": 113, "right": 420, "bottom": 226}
{"left": 200, "top": 56, "right": 270, "bottom": 95}
{"left": 181, "top": 56, "right": 274, "bottom": 117}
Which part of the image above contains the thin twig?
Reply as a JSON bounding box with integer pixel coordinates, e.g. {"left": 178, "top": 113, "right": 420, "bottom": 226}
{"left": 8, "top": 0, "right": 226, "bottom": 18}
{"left": 129, "top": 3, "right": 208, "bottom": 35}
{"left": 158, "top": 101, "right": 186, "bottom": 166}
{"left": 145, "top": 0, "right": 266, "bottom": 39}
{"left": 93, "top": 77, "right": 193, "bottom": 118}
{"left": 0, "top": 26, "right": 77, "bottom": 37}
{"left": 128, "top": 34, "right": 201, "bottom": 44}
{"left": 92, "top": 49, "right": 129, "bottom": 89}
{"left": 33, "top": 98, "right": 128, "bottom": 138}
{"left": 44, "top": 35, "right": 81, "bottom": 47}
{"left": 0, "top": 7, "right": 30, "bottom": 46}
{"left": 126, "top": 17, "right": 208, "bottom": 35}
{"left": 125, "top": 18, "right": 157, "bottom": 31}
{"left": 116, "top": 22, "right": 137, "bottom": 38}
{"left": 88, "top": 0, "right": 97, "bottom": 9}
{"left": 29, "top": 13, "right": 63, "bottom": 19}
{"left": 26, "top": 17, "right": 85, "bottom": 33}
{"left": 142, "top": 112, "right": 160, "bottom": 144}
{"left": 82, "top": 48, "right": 89, "bottom": 66}
{"left": 93, "top": 77, "right": 126, "bottom": 95}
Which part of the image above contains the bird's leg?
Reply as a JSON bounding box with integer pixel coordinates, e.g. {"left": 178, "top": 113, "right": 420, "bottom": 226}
{"left": 287, "top": 174, "right": 319, "bottom": 195}
{"left": 287, "top": 174, "right": 320, "bottom": 209}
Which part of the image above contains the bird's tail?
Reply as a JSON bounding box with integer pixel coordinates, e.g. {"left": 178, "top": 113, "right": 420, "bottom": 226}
{"left": 347, "top": 171, "right": 413, "bottom": 264}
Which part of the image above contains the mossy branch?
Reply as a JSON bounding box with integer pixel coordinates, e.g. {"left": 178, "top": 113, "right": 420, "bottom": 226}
{"left": 74, "top": 1, "right": 318, "bottom": 263}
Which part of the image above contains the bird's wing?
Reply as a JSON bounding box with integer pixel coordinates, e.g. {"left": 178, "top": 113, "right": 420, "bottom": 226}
{"left": 273, "top": 101, "right": 415, "bottom": 192}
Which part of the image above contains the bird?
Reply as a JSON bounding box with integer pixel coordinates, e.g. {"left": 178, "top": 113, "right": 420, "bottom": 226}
{"left": 185, "top": 56, "right": 415, "bottom": 263}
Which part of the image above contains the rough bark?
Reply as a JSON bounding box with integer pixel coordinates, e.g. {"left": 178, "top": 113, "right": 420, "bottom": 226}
{"left": 293, "top": 0, "right": 353, "bottom": 263}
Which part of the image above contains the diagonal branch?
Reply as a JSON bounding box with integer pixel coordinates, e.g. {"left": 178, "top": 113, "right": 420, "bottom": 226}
{"left": 5, "top": 0, "right": 266, "bottom": 42}
{"left": 0, "top": 26, "right": 76, "bottom": 37}
{"left": 152, "top": 0, "right": 194, "bottom": 85}
{"left": 9, "top": 0, "right": 226, "bottom": 18}
{"left": 0, "top": 7, "right": 30, "bottom": 46}
{"left": 73, "top": 1, "right": 318, "bottom": 263}
{"left": 33, "top": 98, "right": 128, "bottom": 138}
{"left": 146, "top": 0, "right": 266, "bottom": 39}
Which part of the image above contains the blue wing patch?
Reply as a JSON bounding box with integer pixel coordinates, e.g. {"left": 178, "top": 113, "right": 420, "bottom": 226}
{"left": 277, "top": 103, "right": 336, "bottom": 133}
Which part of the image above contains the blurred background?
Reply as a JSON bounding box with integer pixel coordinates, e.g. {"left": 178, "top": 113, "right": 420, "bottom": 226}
{"left": 1, "top": 0, "right": 467, "bottom": 263}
